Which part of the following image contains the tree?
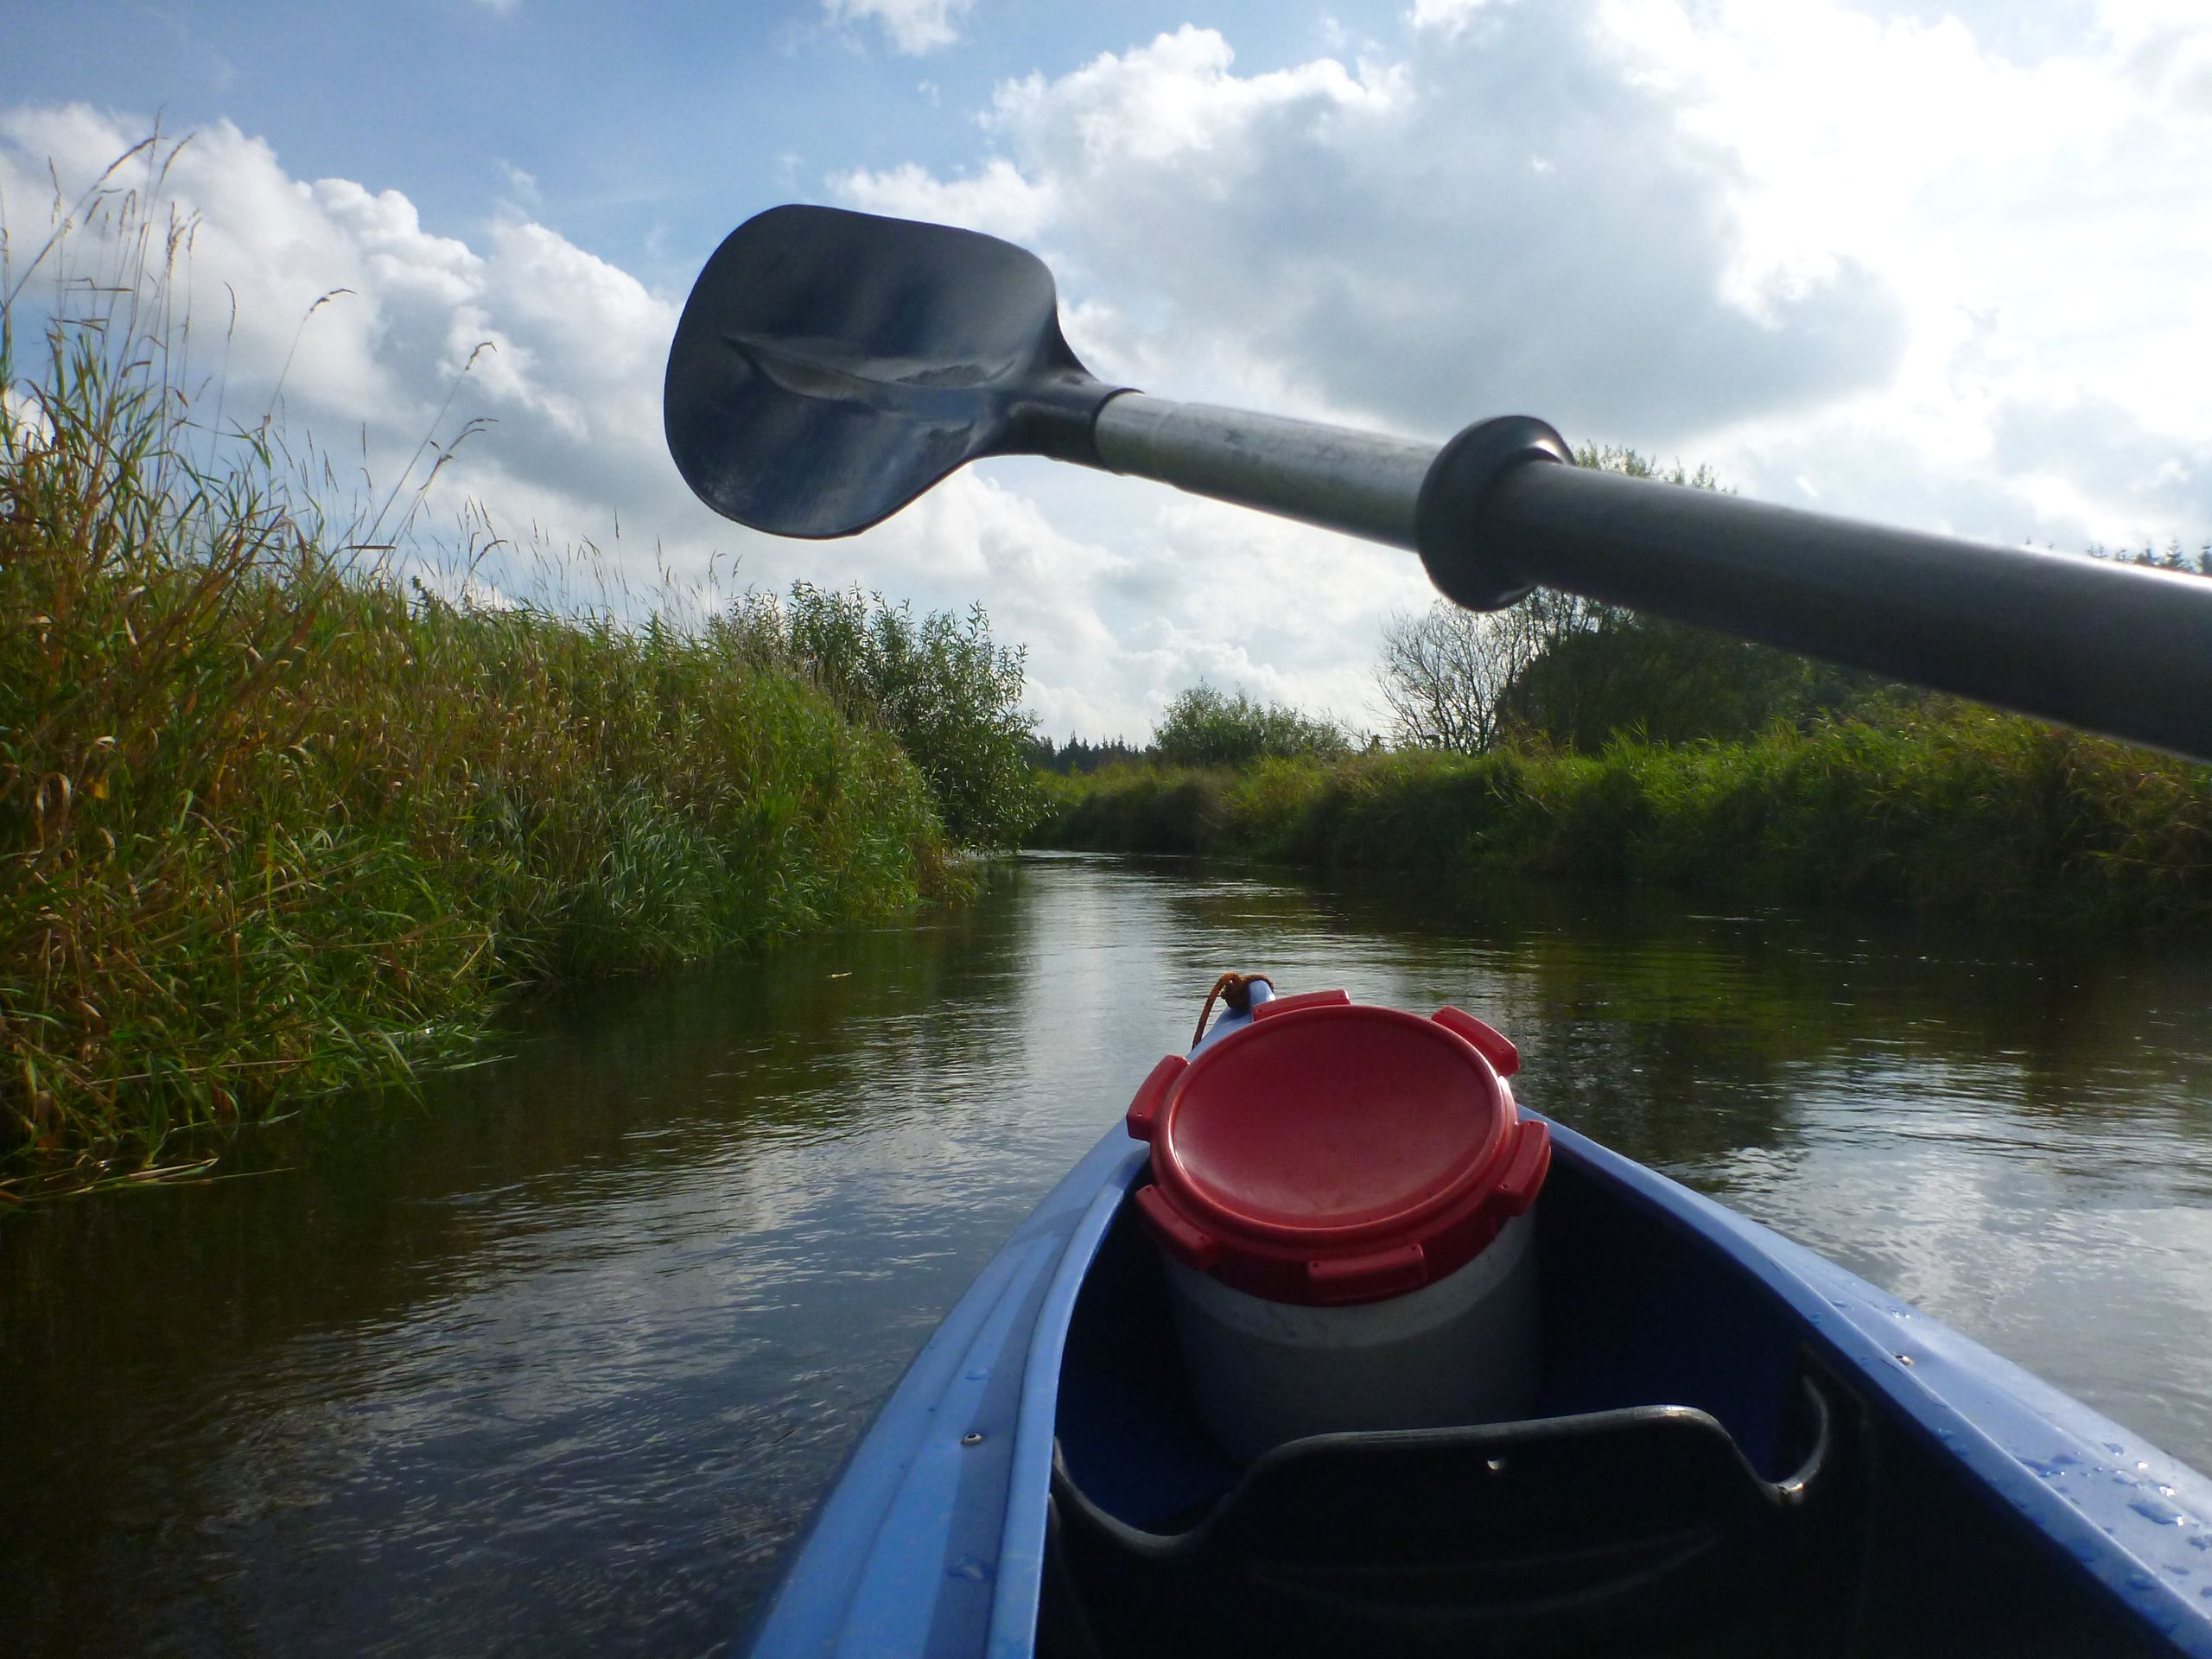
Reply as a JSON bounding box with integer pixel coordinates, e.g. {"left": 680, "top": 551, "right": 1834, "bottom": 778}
{"left": 1375, "top": 447, "right": 1850, "bottom": 753}
{"left": 1376, "top": 588, "right": 1611, "bottom": 753}
{"left": 1153, "top": 683, "right": 1349, "bottom": 766}
{"left": 1504, "top": 614, "right": 1856, "bottom": 748}
{"left": 1376, "top": 604, "right": 1522, "bottom": 753}
{"left": 1028, "top": 734, "right": 1143, "bottom": 773}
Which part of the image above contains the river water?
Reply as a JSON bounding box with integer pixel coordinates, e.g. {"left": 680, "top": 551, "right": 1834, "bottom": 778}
{"left": 5, "top": 853, "right": 2212, "bottom": 1656}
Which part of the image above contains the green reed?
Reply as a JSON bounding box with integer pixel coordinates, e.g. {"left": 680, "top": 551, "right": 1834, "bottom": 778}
{"left": 1, "top": 143, "right": 950, "bottom": 1190}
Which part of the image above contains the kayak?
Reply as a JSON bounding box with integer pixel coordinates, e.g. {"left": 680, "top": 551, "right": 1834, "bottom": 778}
{"left": 742, "top": 976, "right": 2212, "bottom": 1659}
{"left": 653, "top": 206, "right": 2212, "bottom": 1656}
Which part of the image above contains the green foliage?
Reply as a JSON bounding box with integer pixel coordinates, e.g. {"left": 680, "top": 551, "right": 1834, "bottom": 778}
{"left": 732, "top": 582, "right": 1043, "bottom": 849}
{"left": 1505, "top": 615, "right": 1879, "bottom": 750}
{"left": 1031, "top": 709, "right": 2212, "bottom": 931}
{"left": 1153, "top": 683, "right": 1350, "bottom": 768}
{"left": 1031, "top": 761, "right": 1234, "bottom": 854}
{"left": 1, "top": 156, "right": 951, "bottom": 1185}
{"left": 1569, "top": 444, "right": 1719, "bottom": 491}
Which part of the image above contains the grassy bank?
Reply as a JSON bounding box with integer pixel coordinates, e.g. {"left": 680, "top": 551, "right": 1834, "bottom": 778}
{"left": 3, "top": 202, "right": 963, "bottom": 1191}
{"left": 1, "top": 494, "right": 952, "bottom": 1181}
{"left": 1033, "top": 709, "right": 2212, "bottom": 930}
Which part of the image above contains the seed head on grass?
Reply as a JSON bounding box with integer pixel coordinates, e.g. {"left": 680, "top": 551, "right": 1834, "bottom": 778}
{"left": 2, "top": 137, "right": 956, "bottom": 1195}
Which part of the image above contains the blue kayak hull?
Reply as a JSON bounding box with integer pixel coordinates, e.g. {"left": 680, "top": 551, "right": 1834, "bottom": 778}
{"left": 746, "top": 1115, "right": 2212, "bottom": 1656}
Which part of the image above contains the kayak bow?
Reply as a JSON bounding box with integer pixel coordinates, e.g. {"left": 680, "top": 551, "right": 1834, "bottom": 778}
{"left": 741, "top": 984, "right": 2212, "bottom": 1658}
{"left": 661, "top": 206, "right": 2212, "bottom": 1655}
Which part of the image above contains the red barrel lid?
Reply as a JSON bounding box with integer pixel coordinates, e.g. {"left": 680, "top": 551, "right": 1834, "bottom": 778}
{"left": 1125, "top": 995, "right": 1549, "bottom": 1306}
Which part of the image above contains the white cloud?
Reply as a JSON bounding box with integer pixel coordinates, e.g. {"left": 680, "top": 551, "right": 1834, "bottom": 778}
{"left": 841, "top": 3, "right": 2212, "bottom": 653}
{"left": 1408, "top": 0, "right": 1505, "bottom": 41}
{"left": 831, "top": 157, "right": 1056, "bottom": 242}
{"left": 844, "top": 22, "right": 1905, "bottom": 443}
{"left": 823, "top": 0, "right": 974, "bottom": 56}
{"left": 497, "top": 159, "right": 539, "bottom": 203}
{"left": 1583, "top": 0, "right": 2212, "bottom": 543}
{"left": 2, "top": 379, "right": 53, "bottom": 448}
{"left": 0, "top": 107, "right": 683, "bottom": 588}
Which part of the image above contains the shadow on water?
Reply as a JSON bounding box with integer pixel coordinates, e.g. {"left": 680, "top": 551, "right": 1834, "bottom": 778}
{"left": 3, "top": 852, "right": 2210, "bottom": 1655}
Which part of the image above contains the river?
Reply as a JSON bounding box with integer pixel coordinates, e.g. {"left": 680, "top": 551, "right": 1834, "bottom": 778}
{"left": 5, "top": 852, "right": 2211, "bottom": 1656}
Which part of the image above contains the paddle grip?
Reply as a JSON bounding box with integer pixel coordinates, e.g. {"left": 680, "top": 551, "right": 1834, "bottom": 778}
{"left": 1414, "top": 417, "right": 2212, "bottom": 764}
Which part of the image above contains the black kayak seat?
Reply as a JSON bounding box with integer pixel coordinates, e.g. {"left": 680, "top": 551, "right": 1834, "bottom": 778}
{"left": 1043, "top": 1378, "right": 1842, "bottom": 1659}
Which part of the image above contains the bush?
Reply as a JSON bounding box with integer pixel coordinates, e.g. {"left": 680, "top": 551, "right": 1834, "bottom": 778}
{"left": 731, "top": 582, "right": 1043, "bottom": 849}
{"left": 1153, "top": 683, "right": 1350, "bottom": 768}
{"left": 1029, "top": 710, "right": 2212, "bottom": 931}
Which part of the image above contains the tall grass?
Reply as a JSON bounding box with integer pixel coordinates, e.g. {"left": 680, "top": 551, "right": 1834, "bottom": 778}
{"left": 730, "top": 582, "right": 1045, "bottom": 849}
{"left": 1033, "top": 707, "right": 2212, "bottom": 931}
{"left": 2, "top": 142, "right": 950, "bottom": 1189}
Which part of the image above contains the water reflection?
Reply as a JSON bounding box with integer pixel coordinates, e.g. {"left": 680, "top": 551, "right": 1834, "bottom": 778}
{"left": 2, "top": 853, "right": 2209, "bottom": 1655}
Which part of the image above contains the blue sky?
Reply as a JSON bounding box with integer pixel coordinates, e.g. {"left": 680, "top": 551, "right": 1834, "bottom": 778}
{"left": 2, "top": 2, "right": 1366, "bottom": 298}
{"left": 4, "top": 0, "right": 2209, "bottom": 738}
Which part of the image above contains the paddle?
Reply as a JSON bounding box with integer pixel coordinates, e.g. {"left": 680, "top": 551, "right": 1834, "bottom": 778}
{"left": 666, "top": 204, "right": 2212, "bottom": 765}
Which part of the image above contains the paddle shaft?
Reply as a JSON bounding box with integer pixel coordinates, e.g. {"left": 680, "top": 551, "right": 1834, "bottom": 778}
{"left": 1091, "top": 393, "right": 2212, "bottom": 764}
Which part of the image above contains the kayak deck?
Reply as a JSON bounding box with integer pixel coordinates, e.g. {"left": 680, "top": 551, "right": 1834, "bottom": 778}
{"left": 1046, "top": 1138, "right": 2183, "bottom": 1656}
{"left": 744, "top": 1115, "right": 2212, "bottom": 1657}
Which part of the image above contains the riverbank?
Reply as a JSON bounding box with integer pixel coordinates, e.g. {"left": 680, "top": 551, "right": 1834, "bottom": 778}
{"left": 2, "top": 544, "right": 957, "bottom": 1186}
{"left": 1033, "top": 708, "right": 2212, "bottom": 929}
{"left": 3, "top": 308, "right": 963, "bottom": 1195}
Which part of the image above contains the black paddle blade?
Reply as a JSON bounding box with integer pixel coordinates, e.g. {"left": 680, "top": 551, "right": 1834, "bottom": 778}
{"left": 664, "top": 204, "right": 1121, "bottom": 538}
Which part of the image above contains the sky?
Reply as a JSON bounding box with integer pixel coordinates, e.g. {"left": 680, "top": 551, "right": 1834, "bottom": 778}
{"left": 3, "top": 0, "right": 2209, "bottom": 741}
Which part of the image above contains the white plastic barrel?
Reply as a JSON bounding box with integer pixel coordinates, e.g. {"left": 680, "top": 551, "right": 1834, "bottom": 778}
{"left": 1162, "top": 1209, "right": 1540, "bottom": 1462}
{"left": 1123, "top": 988, "right": 1552, "bottom": 1463}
